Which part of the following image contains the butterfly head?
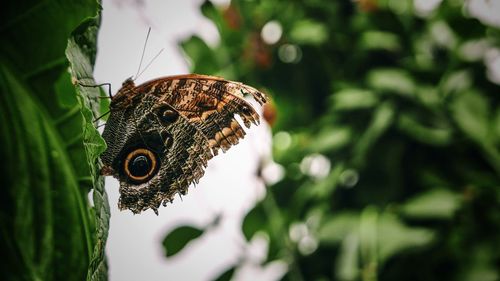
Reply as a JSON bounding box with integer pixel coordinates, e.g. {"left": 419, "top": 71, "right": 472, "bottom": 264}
{"left": 110, "top": 77, "right": 139, "bottom": 110}
{"left": 122, "top": 76, "right": 135, "bottom": 87}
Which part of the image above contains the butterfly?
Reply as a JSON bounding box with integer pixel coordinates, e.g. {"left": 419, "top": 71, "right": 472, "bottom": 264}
{"left": 99, "top": 74, "right": 267, "bottom": 214}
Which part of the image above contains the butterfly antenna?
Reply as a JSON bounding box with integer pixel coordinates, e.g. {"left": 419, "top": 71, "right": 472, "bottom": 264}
{"left": 136, "top": 48, "right": 164, "bottom": 79}
{"left": 134, "top": 27, "right": 152, "bottom": 80}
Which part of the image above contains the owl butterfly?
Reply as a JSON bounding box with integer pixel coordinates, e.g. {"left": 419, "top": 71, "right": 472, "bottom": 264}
{"left": 100, "top": 74, "right": 267, "bottom": 214}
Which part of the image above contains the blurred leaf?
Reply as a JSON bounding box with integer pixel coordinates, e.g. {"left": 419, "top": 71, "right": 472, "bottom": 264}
{"left": 460, "top": 245, "right": 499, "bottom": 281}
{"left": 377, "top": 0, "right": 413, "bottom": 15}
{"left": 353, "top": 102, "right": 395, "bottom": 164}
{"left": 242, "top": 201, "right": 267, "bottom": 241}
{"left": 494, "top": 108, "right": 500, "bottom": 143}
{"left": 440, "top": 70, "right": 472, "bottom": 97}
{"left": 330, "top": 88, "right": 379, "bottom": 111}
{"left": 415, "top": 85, "right": 442, "bottom": 108}
{"left": 181, "top": 35, "right": 219, "bottom": 74}
{"left": 359, "top": 31, "right": 401, "bottom": 51}
{"left": 377, "top": 213, "right": 435, "bottom": 263}
{"left": 367, "top": 68, "right": 416, "bottom": 97}
{"left": 359, "top": 207, "right": 378, "bottom": 278}
{"left": 458, "top": 39, "right": 489, "bottom": 62}
{"left": 180, "top": 0, "right": 500, "bottom": 279}
{"left": 163, "top": 225, "right": 204, "bottom": 257}
{"left": 212, "top": 266, "right": 236, "bottom": 281}
{"left": 201, "top": 0, "right": 226, "bottom": 32}
{"left": 335, "top": 232, "right": 360, "bottom": 281}
{"left": 1, "top": 64, "right": 90, "bottom": 281}
{"left": 451, "top": 90, "right": 500, "bottom": 173}
{"left": 397, "top": 113, "right": 452, "bottom": 146}
{"left": 318, "top": 212, "right": 359, "bottom": 245}
{"left": 451, "top": 90, "right": 490, "bottom": 142}
{"left": 429, "top": 21, "right": 457, "bottom": 49}
{"left": 307, "top": 163, "right": 344, "bottom": 199}
{"left": 307, "top": 127, "right": 351, "bottom": 153}
{"left": 401, "top": 189, "right": 461, "bottom": 220}
{"left": 289, "top": 19, "right": 328, "bottom": 45}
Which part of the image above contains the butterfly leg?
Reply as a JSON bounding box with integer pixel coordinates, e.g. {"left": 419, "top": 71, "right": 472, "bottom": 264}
{"left": 77, "top": 81, "right": 113, "bottom": 99}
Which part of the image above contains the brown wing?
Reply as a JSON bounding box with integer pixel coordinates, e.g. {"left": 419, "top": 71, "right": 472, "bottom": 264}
{"left": 135, "top": 74, "right": 267, "bottom": 155}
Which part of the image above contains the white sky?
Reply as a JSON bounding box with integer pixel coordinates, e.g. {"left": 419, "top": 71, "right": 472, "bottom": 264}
{"left": 93, "top": 1, "right": 284, "bottom": 280}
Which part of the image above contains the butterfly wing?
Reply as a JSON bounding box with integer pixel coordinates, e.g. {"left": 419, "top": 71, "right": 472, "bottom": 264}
{"left": 136, "top": 74, "right": 267, "bottom": 155}
{"left": 101, "top": 74, "right": 266, "bottom": 214}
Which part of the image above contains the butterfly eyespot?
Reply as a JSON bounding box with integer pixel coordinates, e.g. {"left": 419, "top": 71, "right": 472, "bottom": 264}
{"left": 159, "top": 131, "right": 174, "bottom": 150}
{"left": 164, "top": 135, "right": 173, "bottom": 149}
{"left": 123, "top": 148, "right": 158, "bottom": 183}
{"left": 158, "top": 107, "right": 179, "bottom": 124}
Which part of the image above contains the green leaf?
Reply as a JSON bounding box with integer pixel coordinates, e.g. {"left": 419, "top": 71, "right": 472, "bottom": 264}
{"left": 440, "top": 70, "right": 472, "bottom": 97}
{"left": 162, "top": 225, "right": 204, "bottom": 257}
{"left": 451, "top": 90, "right": 490, "bottom": 143}
{"left": 460, "top": 245, "right": 499, "bottom": 281}
{"left": 289, "top": 19, "right": 328, "bottom": 45}
{"left": 0, "top": 1, "right": 106, "bottom": 281}
{"left": 318, "top": 212, "right": 359, "bottom": 245}
{"left": 415, "top": 85, "right": 442, "bottom": 108}
{"left": 494, "top": 108, "right": 500, "bottom": 144}
{"left": 359, "top": 31, "right": 401, "bottom": 51}
{"left": 353, "top": 102, "right": 395, "bottom": 165}
{"left": 242, "top": 201, "right": 268, "bottom": 241}
{"left": 66, "top": 18, "right": 110, "bottom": 281}
{"left": 367, "top": 68, "right": 416, "bottom": 97}
{"left": 335, "top": 232, "right": 360, "bottom": 281}
{"left": 212, "top": 266, "right": 236, "bottom": 281}
{"left": 201, "top": 0, "right": 226, "bottom": 35}
{"left": 450, "top": 91, "right": 500, "bottom": 174}
{"left": 397, "top": 113, "right": 452, "bottom": 146}
{"left": 306, "top": 163, "right": 344, "bottom": 199}
{"left": 330, "top": 88, "right": 379, "bottom": 111}
{"left": 401, "top": 189, "right": 461, "bottom": 220}
{"left": 307, "top": 127, "right": 351, "bottom": 153}
{"left": 180, "top": 35, "right": 219, "bottom": 74}
{"left": 1, "top": 0, "right": 99, "bottom": 78}
{"left": 1, "top": 64, "right": 88, "bottom": 281}
{"left": 377, "top": 213, "right": 435, "bottom": 263}
{"left": 56, "top": 71, "right": 79, "bottom": 108}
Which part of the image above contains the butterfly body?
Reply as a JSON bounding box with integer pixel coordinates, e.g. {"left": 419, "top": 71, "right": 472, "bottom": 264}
{"left": 101, "top": 74, "right": 266, "bottom": 214}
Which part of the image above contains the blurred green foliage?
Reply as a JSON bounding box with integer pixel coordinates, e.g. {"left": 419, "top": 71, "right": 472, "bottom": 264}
{"left": 163, "top": 225, "right": 204, "bottom": 257}
{"left": 0, "top": 1, "right": 108, "bottom": 280}
{"left": 172, "top": 0, "right": 500, "bottom": 280}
